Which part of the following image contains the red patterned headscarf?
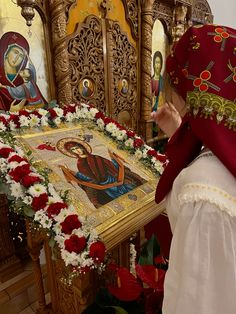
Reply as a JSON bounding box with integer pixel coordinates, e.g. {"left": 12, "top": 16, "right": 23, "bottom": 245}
{"left": 155, "top": 24, "right": 236, "bottom": 203}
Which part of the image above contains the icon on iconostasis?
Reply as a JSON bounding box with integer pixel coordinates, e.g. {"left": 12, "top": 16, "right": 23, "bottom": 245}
{"left": 79, "top": 78, "right": 94, "bottom": 98}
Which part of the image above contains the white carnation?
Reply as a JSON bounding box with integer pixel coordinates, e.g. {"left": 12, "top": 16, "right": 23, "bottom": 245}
{"left": 19, "top": 115, "right": 30, "bottom": 127}
{"left": 10, "top": 182, "right": 24, "bottom": 199}
{"left": 29, "top": 114, "right": 40, "bottom": 127}
{"left": 125, "top": 138, "right": 134, "bottom": 148}
{"left": 134, "top": 149, "right": 143, "bottom": 160}
{"left": 0, "top": 122, "right": 6, "bottom": 131}
{"left": 53, "top": 107, "right": 64, "bottom": 117}
{"left": 28, "top": 183, "right": 47, "bottom": 197}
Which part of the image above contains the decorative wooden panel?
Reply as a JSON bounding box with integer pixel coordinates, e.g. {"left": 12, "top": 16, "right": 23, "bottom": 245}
{"left": 106, "top": 19, "right": 138, "bottom": 128}
{"left": 67, "top": 15, "right": 106, "bottom": 113}
{"left": 192, "top": 0, "right": 213, "bottom": 24}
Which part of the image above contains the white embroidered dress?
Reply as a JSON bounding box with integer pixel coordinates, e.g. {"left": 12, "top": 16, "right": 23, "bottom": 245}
{"left": 162, "top": 151, "right": 236, "bottom": 314}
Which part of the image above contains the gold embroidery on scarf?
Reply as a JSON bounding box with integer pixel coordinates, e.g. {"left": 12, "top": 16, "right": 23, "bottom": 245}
{"left": 186, "top": 91, "right": 236, "bottom": 130}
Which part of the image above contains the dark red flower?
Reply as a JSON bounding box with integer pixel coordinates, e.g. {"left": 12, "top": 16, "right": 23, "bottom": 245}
{"left": 155, "top": 153, "right": 168, "bottom": 163}
{"left": 95, "top": 111, "right": 105, "bottom": 120}
{"left": 19, "top": 109, "right": 30, "bottom": 117}
{"left": 89, "top": 241, "right": 106, "bottom": 263}
{"left": 133, "top": 138, "right": 144, "bottom": 148}
{"left": 64, "top": 235, "right": 86, "bottom": 253}
{"left": 135, "top": 264, "right": 166, "bottom": 291}
{"left": 117, "top": 125, "right": 126, "bottom": 131}
{"left": 61, "top": 214, "right": 82, "bottom": 234}
{"left": 31, "top": 193, "right": 48, "bottom": 211}
{"left": 0, "top": 147, "right": 15, "bottom": 158}
{"left": 47, "top": 202, "right": 67, "bottom": 218}
{"left": 0, "top": 116, "right": 7, "bottom": 125}
{"left": 21, "top": 175, "right": 41, "bottom": 187}
{"left": 9, "top": 163, "right": 31, "bottom": 182}
{"left": 8, "top": 155, "right": 26, "bottom": 163}
{"left": 48, "top": 109, "right": 58, "bottom": 119}
{"left": 147, "top": 149, "right": 157, "bottom": 157}
{"left": 63, "top": 105, "right": 76, "bottom": 115}
{"left": 126, "top": 130, "right": 135, "bottom": 138}
{"left": 9, "top": 114, "right": 20, "bottom": 128}
{"left": 108, "top": 267, "right": 143, "bottom": 301}
{"left": 103, "top": 117, "right": 113, "bottom": 124}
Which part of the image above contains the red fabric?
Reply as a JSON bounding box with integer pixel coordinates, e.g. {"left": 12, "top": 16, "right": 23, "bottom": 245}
{"left": 155, "top": 24, "right": 236, "bottom": 203}
{"left": 77, "top": 154, "right": 118, "bottom": 182}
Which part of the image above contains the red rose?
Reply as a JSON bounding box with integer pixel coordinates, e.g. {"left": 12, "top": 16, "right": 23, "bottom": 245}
{"left": 103, "top": 117, "right": 113, "bottom": 124}
{"left": 0, "top": 116, "right": 7, "bottom": 125}
{"left": 19, "top": 109, "right": 30, "bottom": 117}
{"left": 133, "top": 138, "right": 144, "bottom": 148}
{"left": 63, "top": 105, "right": 76, "bottom": 115}
{"left": 61, "top": 214, "right": 82, "bottom": 234}
{"left": 47, "top": 202, "right": 67, "bottom": 218}
{"left": 156, "top": 153, "right": 168, "bottom": 163}
{"left": 95, "top": 111, "right": 105, "bottom": 120}
{"left": 126, "top": 130, "right": 135, "bottom": 138}
{"left": 118, "top": 125, "right": 126, "bottom": 131}
{"left": 89, "top": 241, "right": 106, "bottom": 263}
{"left": 9, "top": 114, "right": 20, "bottom": 128}
{"left": 0, "top": 147, "right": 15, "bottom": 158}
{"left": 147, "top": 149, "right": 157, "bottom": 157}
{"left": 48, "top": 109, "right": 58, "bottom": 119}
{"left": 31, "top": 193, "right": 48, "bottom": 211}
{"left": 64, "top": 235, "right": 86, "bottom": 253}
{"left": 21, "top": 174, "right": 41, "bottom": 187}
{"left": 9, "top": 163, "right": 31, "bottom": 182}
{"left": 8, "top": 155, "right": 26, "bottom": 163}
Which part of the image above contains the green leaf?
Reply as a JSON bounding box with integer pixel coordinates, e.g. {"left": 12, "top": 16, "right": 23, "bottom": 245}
{"left": 107, "top": 306, "right": 128, "bottom": 314}
{"left": 23, "top": 205, "right": 35, "bottom": 218}
{"left": 48, "top": 236, "right": 55, "bottom": 249}
{"left": 138, "top": 234, "right": 160, "bottom": 265}
{"left": 47, "top": 99, "right": 57, "bottom": 108}
{"left": 0, "top": 182, "right": 11, "bottom": 196}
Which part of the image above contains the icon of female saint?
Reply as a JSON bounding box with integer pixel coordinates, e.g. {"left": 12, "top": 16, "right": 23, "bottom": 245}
{"left": 57, "top": 137, "right": 145, "bottom": 208}
{"left": 0, "top": 32, "right": 47, "bottom": 111}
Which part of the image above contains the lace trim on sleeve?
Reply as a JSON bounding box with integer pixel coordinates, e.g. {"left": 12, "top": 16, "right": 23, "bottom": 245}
{"left": 178, "top": 183, "right": 236, "bottom": 217}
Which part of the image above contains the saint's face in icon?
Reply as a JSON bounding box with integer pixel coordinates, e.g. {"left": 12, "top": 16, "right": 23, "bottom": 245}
{"left": 121, "top": 79, "right": 128, "bottom": 95}
{"left": 81, "top": 79, "right": 93, "bottom": 98}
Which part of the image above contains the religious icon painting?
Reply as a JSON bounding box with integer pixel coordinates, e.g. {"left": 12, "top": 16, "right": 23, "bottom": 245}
{"left": 0, "top": 0, "right": 51, "bottom": 112}
{"left": 79, "top": 78, "right": 95, "bottom": 98}
{"left": 118, "top": 78, "right": 129, "bottom": 96}
{"left": 16, "top": 122, "right": 160, "bottom": 243}
{"left": 151, "top": 19, "right": 170, "bottom": 111}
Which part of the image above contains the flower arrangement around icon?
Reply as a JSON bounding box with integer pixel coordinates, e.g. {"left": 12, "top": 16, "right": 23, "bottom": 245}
{"left": 0, "top": 103, "right": 168, "bottom": 276}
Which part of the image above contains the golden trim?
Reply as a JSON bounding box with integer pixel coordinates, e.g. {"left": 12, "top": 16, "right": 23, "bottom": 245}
{"left": 186, "top": 91, "right": 236, "bottom": 130}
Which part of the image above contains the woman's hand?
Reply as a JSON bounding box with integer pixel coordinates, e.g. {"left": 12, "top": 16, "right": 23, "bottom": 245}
{"left": 151, "top": 102, "right": 182, "bottom": 138}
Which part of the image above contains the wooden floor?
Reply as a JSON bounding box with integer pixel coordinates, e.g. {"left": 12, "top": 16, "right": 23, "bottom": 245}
{"left": 0, "top": 259, "right": 50, "bottom": 314}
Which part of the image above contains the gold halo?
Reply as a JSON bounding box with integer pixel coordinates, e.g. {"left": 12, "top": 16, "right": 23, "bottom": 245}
{"left": 56, "top": 137, "right": 92, "bottom": 158}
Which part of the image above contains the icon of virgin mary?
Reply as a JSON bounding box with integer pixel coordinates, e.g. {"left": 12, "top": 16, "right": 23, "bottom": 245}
{"left": 57, "top": 137, "right": 145, "bottom": 208}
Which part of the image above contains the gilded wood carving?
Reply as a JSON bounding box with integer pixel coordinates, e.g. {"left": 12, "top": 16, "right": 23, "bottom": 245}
{"left": 121, "top": 0, "right": 139, "bottom": 39}
{"left": 67, "top": 16, "right": 106, "bottom": 112}
{"left": 106, "top": 19, "right": 138, "bottom": 128}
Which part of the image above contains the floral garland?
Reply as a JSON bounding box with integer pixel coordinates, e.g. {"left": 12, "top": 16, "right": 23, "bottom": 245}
{"left": 0, "top": 103, "right": 167, "bottom": 274}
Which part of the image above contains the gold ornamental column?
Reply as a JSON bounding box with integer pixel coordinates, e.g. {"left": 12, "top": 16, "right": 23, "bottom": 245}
{"left": 139, "top": 0, "right": 155, "bottom": 142}
{"left": 48, "top": 0, "right": 76, "bottom": 105}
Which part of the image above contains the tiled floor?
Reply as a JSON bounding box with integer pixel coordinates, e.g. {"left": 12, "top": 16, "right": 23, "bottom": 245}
{"left": 0, "top": 259, "right": 50, "bottom": 314}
